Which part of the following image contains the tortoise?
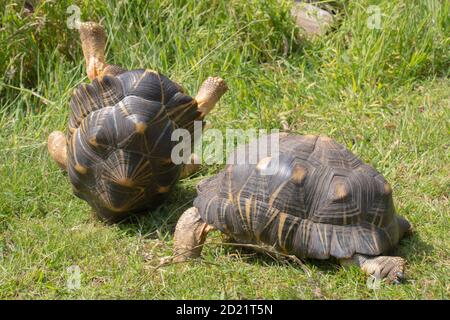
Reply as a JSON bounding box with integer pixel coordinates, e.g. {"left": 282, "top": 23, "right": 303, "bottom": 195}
{"left": 173, "top": 133, "right": 412, "bottom": 283}
{"left": 47, "top": 21, "right": 227, "bottom": 222}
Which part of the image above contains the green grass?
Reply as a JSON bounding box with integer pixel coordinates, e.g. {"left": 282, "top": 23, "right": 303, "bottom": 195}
{"left": 0, "top": 0, "right": 449, "bottom": 299}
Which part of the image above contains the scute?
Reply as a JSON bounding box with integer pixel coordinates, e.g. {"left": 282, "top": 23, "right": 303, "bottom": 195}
{"left": 68, "top": 75, "right": 124, "bottom": 138}
{"left": 195, "top": 134, "right": 403, "bottom": 259}
{"left": 116, "top": 69, "right": 186, "bottom": 105}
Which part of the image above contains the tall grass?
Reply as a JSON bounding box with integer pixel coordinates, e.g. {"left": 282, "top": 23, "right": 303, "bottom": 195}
{"left": 0, "top": 0, "right": 299, "bottom": 110}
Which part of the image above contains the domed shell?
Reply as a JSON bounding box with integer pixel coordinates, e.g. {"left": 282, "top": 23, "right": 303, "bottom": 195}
{"left": 194, "top": 134, "right": 405, "bottom": 259}
{"left": 67, "top": 69, "right": 200, "bottom": 221}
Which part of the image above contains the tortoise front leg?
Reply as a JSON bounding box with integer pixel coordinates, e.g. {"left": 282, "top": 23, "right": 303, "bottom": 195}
{"left": 173, "top": 207, "right": 215, "bottom": 262}
{"left": 48, "top": 131, "right": 68, "bottom": 171}
{"left": 79, "top": 22, "right": 125, "bottom": 80}
{"left": 340, "top": 254, "right": 406, "bottom": 284}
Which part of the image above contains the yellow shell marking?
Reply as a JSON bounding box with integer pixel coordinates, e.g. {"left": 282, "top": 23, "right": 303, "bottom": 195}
{"left": 277, "top": 212, "right": 288, "bottom": 252}
{"left": 291, "top": 165, "right": 307, "bottom": 183}
{"left": 256, "top": 156, "right": 272, "bottom": 171}
{"left": 245, "top": 196, "right": 253, "bottom": 230}
{"left": 135, "top": 122, "right": 147, "bottom": 134}
{"left": 74, "top": 164, "right": 87, "bottom": 174}
{"left": 88, "top": 137, "right": 99, "bottom": 147}
{"left": 333, "top": 182, "right": 348, "bottom": 200}
{"left": 157, "top": 186, "right": 171, "bottom": 193}
{"left": 115, "top": 177, "right": 134, "bottom": 188}
{"left": 227, "top": 165, "right": 234, "bottom": 202}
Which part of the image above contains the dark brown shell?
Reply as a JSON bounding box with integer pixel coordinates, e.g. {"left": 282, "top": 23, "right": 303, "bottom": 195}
{"left": 67, "top": 69, "right": 201, "bottom": 221}
{"left": 194, "top": 134, "right": 410, "bottom": 259}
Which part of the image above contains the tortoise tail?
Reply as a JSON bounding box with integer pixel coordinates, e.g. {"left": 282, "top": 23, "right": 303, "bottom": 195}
{"left": 397, "top": 215, "right": 413, "bottom": 239}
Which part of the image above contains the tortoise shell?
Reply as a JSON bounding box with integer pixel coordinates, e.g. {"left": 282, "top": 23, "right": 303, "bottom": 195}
{"left": 67, "top": 69, "right": 201, "bottom": 221}
{"left": 194, "top": 134, "right": 407, "bottom": 259}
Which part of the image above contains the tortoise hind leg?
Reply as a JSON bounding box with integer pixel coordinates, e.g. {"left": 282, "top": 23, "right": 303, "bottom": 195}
{"left": 340, "top": 254, "right": 406, "bottom": 284}
{"left": 47, "top": 131, "right": 68, "bottom": 171}
{"left": 195, "top": 77, "right": 228, "bottom": 118}
{"left": 79, "top": 22, "right": 126, "bottom": 80}
{"left": 173, "top": 207, "right": 215, "bottom": 262}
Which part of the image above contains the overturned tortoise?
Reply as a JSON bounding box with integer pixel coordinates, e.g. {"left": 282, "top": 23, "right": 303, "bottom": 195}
{"left": 174, "top": 133, "right": 412, "bottom": 283}
{"left": 48, "top": 22, "right": 227, "bottom": 222}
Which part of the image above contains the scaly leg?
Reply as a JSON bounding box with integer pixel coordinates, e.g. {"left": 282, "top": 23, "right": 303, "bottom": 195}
{"left": 176, "top": 77, "right": 228, "bottom": 177}
{"left": 79, "top": 22, "right": 125, "bottom": 80}
{"left": 48, "top": 131, "right": 68, "bottom": 171}
{"left": 178, "top": 77, "right": 228, "bottom": 179}
{"left": 173, "top": 207, "right": 215, "bottom": 262}
{"left": 340, "top": 254, "right": 406, "bottom": 284}
{"left": 195, "top": 77, "right": 228, "bottom": 118}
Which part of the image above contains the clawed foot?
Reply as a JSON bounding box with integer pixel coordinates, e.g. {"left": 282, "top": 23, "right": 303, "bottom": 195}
{"left": 361, "top": 256, "right": 406, "bottom": 284}
{"left": 48, "top": 131, "right": 68, "bottom": 171}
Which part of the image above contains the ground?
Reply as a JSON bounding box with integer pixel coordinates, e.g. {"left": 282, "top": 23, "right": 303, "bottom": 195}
{"left": 0, "top": 0, "right": 448, "bottom": 299}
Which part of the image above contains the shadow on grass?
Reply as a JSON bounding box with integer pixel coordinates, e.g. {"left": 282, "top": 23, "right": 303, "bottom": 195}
{"left": 115, "top": 183, "right": 198, "bottom": 239}
{"left": 394, "top": 232, "right": 434, "bottom": 265}
{"left": 218, "top": 238, "right": 338, "bottom": 274}
{"left": 213, "top": 228, "right": 433, "bottom": 277}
